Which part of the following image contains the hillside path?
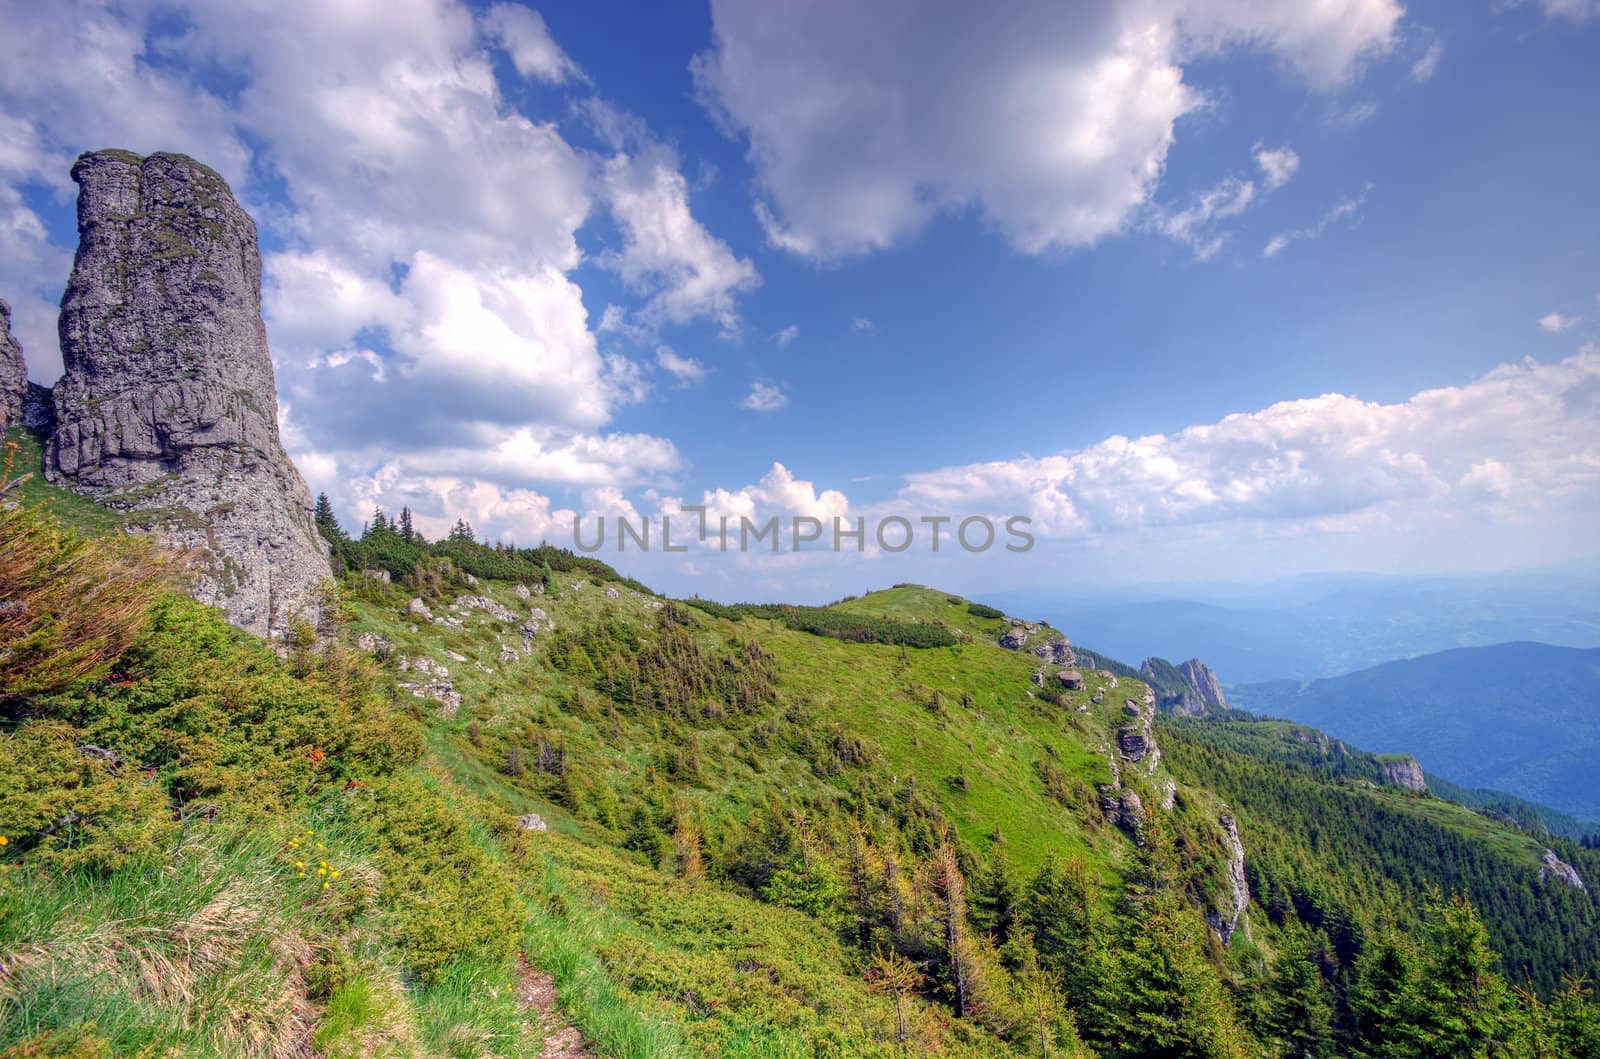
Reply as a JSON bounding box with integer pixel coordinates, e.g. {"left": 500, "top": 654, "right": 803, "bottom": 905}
{"left": 517, "top": 955, "right": 589, "bottom": 1058}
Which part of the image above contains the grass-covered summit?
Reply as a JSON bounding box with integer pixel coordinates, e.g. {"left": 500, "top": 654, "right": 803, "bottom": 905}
{"left": 5, "top": 454, "right": 1600, "bottom": 1057}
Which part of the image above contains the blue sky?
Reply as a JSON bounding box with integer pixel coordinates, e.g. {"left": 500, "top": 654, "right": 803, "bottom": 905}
{"left": 1, "top": 0, "right": 1597, "bottom": 601}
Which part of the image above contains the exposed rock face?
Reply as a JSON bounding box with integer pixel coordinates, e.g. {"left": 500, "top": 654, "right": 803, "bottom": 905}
{"left": 1142, "top": 656, "right": 1229, "bottom": 717}
{"left": 1540, "top": 850, "right": 1585, "bottom": 890}
{"left": 1207, "top": 812, "right": 1250, "bottom": 945}
{"left": 46, "top": 150, "right": 329, "bottom": 637}
{"left": 0, "top": 298, "right": 27, "bottom": 430}
{"left": 1380, "top": 755, "right": 1427, "bottom": 792}
{"left": 998, "top": 627, "right": 1028, "bottom": 650}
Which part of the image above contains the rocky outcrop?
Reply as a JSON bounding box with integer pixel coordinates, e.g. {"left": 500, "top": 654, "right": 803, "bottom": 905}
{"left": 1031, "top": 637, "right": 1075, "bottom": 666}
{"left": 1540, "top": 850, "right": 1585, "bottom": 890}
{"left": 0, "top": 298, "right": 27, "bottom": 430}
{"left": 1056, "top": 669, "right": 1084, "bottom": 691}
{"left": 46, "top": 150, "right": 330, "bottom": 638}
{"left": 1380, "top": 755, "right": 1427, "bottom": 792}
{"left": 998, "top": 626, "right": 1028, "bottom": 650}
{"left": 1142, "top": 656, "right": 1228, "bottom": 717}
{"left": 1207, "top": 812, "right": 1250, "bottom": 945}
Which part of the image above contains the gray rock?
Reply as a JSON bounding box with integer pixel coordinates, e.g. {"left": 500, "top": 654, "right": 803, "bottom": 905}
{"left": 443, "top": 649, "right": 468, "bottom": 663}
{"left": 457, "top": 594, "right": 516, "bottom": 622}
{"left": 361, "top": 568, "right": 391, "bottom": 584}
{"left": 1161, "top": 779, "right": 1178, "bottom": 811}
{"left": 604, "top": 586, "right": 619, "bottom": 599}
{"left": 1206, "top": 813, "right": 1250, "bottom": 945}
{"left": 354, "top": 631, "right": 389, "bottom": 656}
{"left": 22, "top": 382, "right": 55, "bottom": 432}
{"left": 998, "top": 627, "right": 1028, "bottom": 650}
{"left": 407, "top": 597, "right": 434, "bottom": 622}
{"left": 1380, "top": 755, "right": 1427, "bottom": 792}
{"left": 0, "top": 298, "right": 27, "bottom": 430}
{"left": 1540, "top": 850, "right": 1585, "bottom": 890}
{"left": 514, "top": 584, "right": 531, "bottom": 601}
{"left": 45, "top": 151, "right": 330, "bottom": 638}
{"left": 517, "top": 812, "right": 548, "bottom": 832}
{"left": 1056, "top": 669, "right": 1084, "bottom": 691}
{"left": 399, "top": 680, "right": 460, "bottom": 718}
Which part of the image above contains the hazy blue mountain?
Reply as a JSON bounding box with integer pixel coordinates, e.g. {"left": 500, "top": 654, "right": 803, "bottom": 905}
{"left": 1230, "top": 642, "right": 1600, "bottom": 819}
{"left": 987, "top": 571, "right": 1600, "bottom": 683}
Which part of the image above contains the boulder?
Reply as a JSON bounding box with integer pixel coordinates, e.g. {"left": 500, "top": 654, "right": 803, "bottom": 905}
{"left": 998, "top": 627, "right": 1028, "bottom": 650}
{"left": 1056, "top": 669, "right": 1085, "bottom": 691}
{"left": 517, "top": 812, "right": 548, "bottom": 832}
{"left": 407, "top": 597, "right": 434, "bottom": 622}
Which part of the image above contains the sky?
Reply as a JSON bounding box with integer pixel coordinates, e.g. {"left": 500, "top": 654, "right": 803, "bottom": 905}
{"left": 1, "top": 0, "right": 1598, "bottom": 602}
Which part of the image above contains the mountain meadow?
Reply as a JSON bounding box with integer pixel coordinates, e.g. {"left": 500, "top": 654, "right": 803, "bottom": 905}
{"left": 6, "top": 433, "right": 1600, "bottom": 1058}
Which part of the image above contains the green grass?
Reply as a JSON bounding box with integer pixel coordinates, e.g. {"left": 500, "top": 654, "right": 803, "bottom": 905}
{"left": 3, "top": 428, "right": 125, "bottom": 535}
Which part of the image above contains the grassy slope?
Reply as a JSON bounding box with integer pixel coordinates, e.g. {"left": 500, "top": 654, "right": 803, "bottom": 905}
{"left": 5, "top": 454, "right": 1595, "bottom": 1055}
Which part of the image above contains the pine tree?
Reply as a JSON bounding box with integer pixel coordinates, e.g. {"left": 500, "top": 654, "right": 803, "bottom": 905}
{"left": 399, "top": 506, "right": 416, "bottom": 542}
{"left": 312, "top": 492, "right": 344, "bottom": 543}
{"left": 449, "top": 518, "right": 475, "bottom": 543}
{"left": 1267, "top": 924, "right": 1335, "bottom": 1058}
{"left": 970, "top": 851, "right": 1019, "bottom": 946}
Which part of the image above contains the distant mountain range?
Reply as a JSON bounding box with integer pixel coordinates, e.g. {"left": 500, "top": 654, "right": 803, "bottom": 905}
{"left": 1230, "top": 642, "right": 1600, "bottom": 819}
{"left": 988, "top": 572, "right": 1600, "bottom": 683}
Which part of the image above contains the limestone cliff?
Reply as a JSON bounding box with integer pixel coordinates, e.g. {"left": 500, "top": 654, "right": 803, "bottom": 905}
{"left": 1141, "top": 655, "right": 1229, "bottom": 717}
{"left": 0, "top": 298, "right": 25, "bottom": 430}
{"left": 47, "top": 149, "right": 330, "bottom": 637}
{"left": 1379, "top": 754, "right": 1427, "bottom": 793}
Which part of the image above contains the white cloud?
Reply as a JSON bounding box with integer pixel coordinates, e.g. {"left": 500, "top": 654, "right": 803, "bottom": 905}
{"left": 1526, "top": 0, "right": 1600, "bottom": 21}
{"left": 0, "top": 0, "right": 755, "bottom": 546}
{"left": 851, "top": 317, "right": 878, "bottom": 337}
{"left": 893, "top": 349, "right": 1600, "bottom": 537}
{"left": 774, "top": 324, "right": 799, "bottom": 347}
{"left": 598, "top": 146, "right": 759, "bottom": 334}
{"left": 1253, "top": 144, "right": 1301, "bottom": 190}
{"left": 694, "top": 0, "right": 1399, "bottom": 260}
{"left": 1153, "top": 176, "right": 1257, "bottom": 260}
{"left": 740, "top": 381, "right": 789, "bottom": 412}
{"left": 480, "top": 4, "right": 583, "bottom": 84}
{"left": 655, "top": 345, "right": 706, "bottom": 383}
{"left": 1539, "top": 312, "right": 1581, "bottom": 333}
{"left": 1328, "top": 100, "right": 1381, "bottom": 127}
{"left": 1410, "top": 40, "right": 1444, "bottom": 82}
{"left": 1264, "top": 183, "right": 1373, "bottom": 257}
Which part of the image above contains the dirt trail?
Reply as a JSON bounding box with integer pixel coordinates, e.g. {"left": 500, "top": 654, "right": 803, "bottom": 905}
{"left": 517, "top": 955, "right": 589, "bottom": 1058}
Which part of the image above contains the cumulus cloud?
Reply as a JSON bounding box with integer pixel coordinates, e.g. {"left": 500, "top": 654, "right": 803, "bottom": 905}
{"left": 740, "top": 381, "right": 789, "bottom": 412}
{"left": 480, "top": 3, "right": 583, "bottom": 84}
{"left": 0, "top": 0, "right": 756, "bottom": 543}
{"left": 1539, "top": 312, "right": 1581, "bottom": 333}
{"left": 694, "top": 0, "right": 1399, "bottom": 259}
{"left": 1264, "top": 183, "right": 1373, "bottom": 257}
{"left": 893, "top": 349, "right": 1600, "bottom": 537}
{"left": 597, "top": 145, "right": 760, "bottom": 334}
{"left": 774, "top": 324, "right": 799, "bottom": 347}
